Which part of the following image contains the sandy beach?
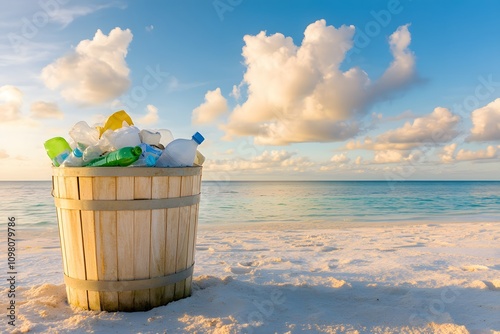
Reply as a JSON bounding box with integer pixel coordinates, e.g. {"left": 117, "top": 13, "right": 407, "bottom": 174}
{"left": 2, "top": 221, "right": 499, "bottom": 334}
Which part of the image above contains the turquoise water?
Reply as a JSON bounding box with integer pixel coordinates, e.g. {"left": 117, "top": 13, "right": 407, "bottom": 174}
{"left": 1, "top": 181, "right": 500, "bottom": 231}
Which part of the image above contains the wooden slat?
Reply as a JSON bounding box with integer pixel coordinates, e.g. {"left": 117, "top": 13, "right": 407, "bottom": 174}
{"left": 116, "top": 177, "right": 135, "bottom": 311}
{"left": 54, "top": 176, "right": 71, "bottom": 305}
{"left": 174, "top": 175, "right": 193, "bottom": 300}
{"left": 165, "top": 176, "right": 181, "bottom": 303}
{"left": 60, "top": 176, "right": 88, "bottom": 309}
{"left": 94, "top": 177, "right": 119, "bottom": 311}
{"left": 150, "top": 176, "right": 168, "bottom": 308}
{"left": 79, "top": 177, "right": 100, "bottom": 311}
{"left": 185, "top": 173, "right": 201, "bottom": 296}
{"left": 133, "top": 176, "right": 152, "bottom": 310}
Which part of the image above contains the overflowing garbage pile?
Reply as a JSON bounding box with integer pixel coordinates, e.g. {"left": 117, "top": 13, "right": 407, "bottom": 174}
{"left": 44, "top": 110, "right": 205, "bottom": 168}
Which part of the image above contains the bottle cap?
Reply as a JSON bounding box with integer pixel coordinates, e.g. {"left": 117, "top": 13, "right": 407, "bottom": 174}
{"left": 132, "top": 146, "right": 143, "bottom": 156}
{"left": 192, "top": 132, "right": 205, "bottom": 145}
{"left": 74, "top": 147, "right": 83, "bottom": 158}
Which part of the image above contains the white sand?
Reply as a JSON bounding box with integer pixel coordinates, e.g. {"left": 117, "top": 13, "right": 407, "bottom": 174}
{"left": 2, "top": 222, "right": 499, "bottom": 333}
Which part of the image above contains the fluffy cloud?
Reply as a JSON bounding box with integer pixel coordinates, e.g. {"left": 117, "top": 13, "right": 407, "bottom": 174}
{"left": 440, "top": 143, "right": 498, "bottom": 162}
{"left": 373, "top": 150, "right": 422, "bottom": 164}
{"left": 30, "top": 101, "right": 63, "bottom": 119}
{"left": 138, "top": 104, "right": 159, "bottom": 125}
{"left": 439, "top": 143, "right": 457, "bottom": 163}
{"left": 331, "top": 153, "right": 350, "bottom": 164}
{"left": 204, "top": 150, "right": 313, "bottom": 172}
{"left": 347, "top": 107, "right": 461, "bottom": 151}
{"left": 467, "top": 98, "right": 500, "bottom": 141}
{"left": 0, "top": 85, "right": 23, "bottom": 122}
{"left": 456, "top": 146, "right": 497, "bottom": 161}
{"left": 41, "top": 28, "right": 132, "bottom": 105}
{"left": 221, "top": 20, "right": 417, "bottom": 145}
{"left": 192, "top": 88, "right": 228, "bottom": 124}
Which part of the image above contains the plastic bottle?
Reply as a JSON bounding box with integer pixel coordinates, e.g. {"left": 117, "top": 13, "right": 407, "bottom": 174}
{"left": 86, "top": 146, "right": 142, "bottom": 167}
{"left": 156, "top": 132, "right": 204, "bottom": 167}
{"left": 69, "top": 121, "right": 100, "bottom": 148}
{"left": 130, "top": 143, "right": 163, "bottom": 167}
{"left": 61, "top": 145, "right": 84, "bottom": 167}
{"left": 102, "top": 125, "right": 141, "bottom": 150}
{"left": 96, "top": 110, "right": 134, "bottom": 137}
{"left": 44, "top": 137, "right": 72, "bottom": 167}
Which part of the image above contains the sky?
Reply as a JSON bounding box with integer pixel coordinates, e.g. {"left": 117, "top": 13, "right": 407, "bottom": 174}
{"left": 1, "top": 0, "right": 499, "bottom": 181}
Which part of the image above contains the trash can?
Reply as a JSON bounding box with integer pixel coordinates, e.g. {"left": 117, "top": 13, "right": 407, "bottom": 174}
{"left": 51, "top": 166, "right": 202, "bottom": 312}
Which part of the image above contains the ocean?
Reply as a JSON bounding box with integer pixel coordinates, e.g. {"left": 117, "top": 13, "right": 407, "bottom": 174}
{"left": 1, "top": 181, "right": 500, "bottom": 231}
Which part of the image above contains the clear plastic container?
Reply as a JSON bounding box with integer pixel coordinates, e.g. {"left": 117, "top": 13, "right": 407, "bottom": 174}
{"left": 156, "top": 132, "right": 204, "bottom": 167}
{"left": 69, "top": 121, "right": 99, "bottom": 148}
{"left": 44, "top": 137, "right": 71, "bottom": 167}
{"left": 102, "top": 126, "right": 141, "bottom": 150}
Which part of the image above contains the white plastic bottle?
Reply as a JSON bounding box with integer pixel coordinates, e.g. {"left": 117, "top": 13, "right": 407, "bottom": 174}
{"left": 156, "top": 132, "right": 204, "bottom": 167}
{"left": 61, "top": 145, "right": 84, "bottom": 167}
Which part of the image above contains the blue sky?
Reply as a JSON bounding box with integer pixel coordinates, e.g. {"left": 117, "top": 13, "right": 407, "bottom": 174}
{"left": 1, "top": 0, "right": 499, "bottom": 180}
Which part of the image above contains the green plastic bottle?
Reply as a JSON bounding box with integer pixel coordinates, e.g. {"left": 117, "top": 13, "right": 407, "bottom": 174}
{"left": 86, "top": 146, "right": 142, "bottom": 167}
{"left": 44, "top": 137, "right": 72, "bottom": 166}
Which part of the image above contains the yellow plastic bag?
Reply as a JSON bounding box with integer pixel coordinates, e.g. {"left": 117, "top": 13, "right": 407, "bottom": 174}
{"left": 97, "top": 110, "right": 134, "bottom": 137}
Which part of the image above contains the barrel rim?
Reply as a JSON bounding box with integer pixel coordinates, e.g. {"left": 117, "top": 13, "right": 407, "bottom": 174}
{"left": 52, "top": 166, "right": 202, "bottom": 177}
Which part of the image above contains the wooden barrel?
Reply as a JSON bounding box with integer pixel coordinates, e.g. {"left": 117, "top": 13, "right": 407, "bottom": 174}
{"left": 51, "top": 166, "right": 202, "bottom": 312}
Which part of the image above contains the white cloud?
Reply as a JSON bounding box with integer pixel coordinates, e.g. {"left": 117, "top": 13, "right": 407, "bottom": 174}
{"left": 467, "top": 98, "right": 500, "bottom": 141}
{"left": 192, "top": 88, "right": 228, "bottom": 124}
{"left": 204, "top": 150, "right": 313, "bottom": 172}
{"left": 0, "top": 85, "right": 23, "bottom": 122}
{"left": 355, "top": 156, "right": 363, "bottom": 165}
{"left": 331, "top": 153, "right": 350, "bottom": 164}
{"left": 440, "top": 143, "right": 498, "bottom": 162}
{"left": 30, "top": 101, "right": 63, "bottom": 119}
{"left": 456, "top": 146, "right": 497, "bottom": 161}
{"left": 41, "top": 27, "right": 133, "bottom": 105}
{"left": 373, "top": 150, "right": 422, "bottom": 164}
{"left": 374, "top": 150, "right": 407, "bottom": 163}
{"left": 145, "top": 25, "right": 154, "bottom": 32}
{"left": 222, "top": 20, "right": 417, "bottom": 145}
{"left": 347, "top": 107, "right": 461, "bottom": 151}
{"left": 138, "top": 104, "right": 159, "bottom": 125}
{"left": 440, "top": 143, "right": 457, "bottom": 163}
{"left": 49, "top": 5, "right": 111, "bottom": 28}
